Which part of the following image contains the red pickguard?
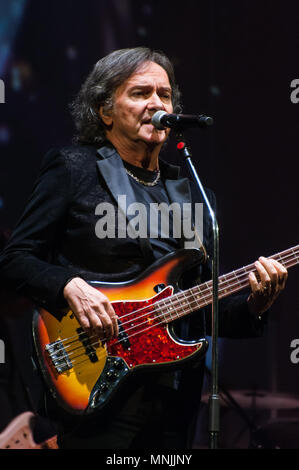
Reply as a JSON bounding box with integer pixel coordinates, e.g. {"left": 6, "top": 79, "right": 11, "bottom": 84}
{"left": 107, "top": 287, "right": 200, "bottom": 368}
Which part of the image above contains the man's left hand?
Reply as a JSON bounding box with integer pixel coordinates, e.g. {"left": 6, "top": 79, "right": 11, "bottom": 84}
{"left": 247, "top": 256, "right": 288, "bottom": 316}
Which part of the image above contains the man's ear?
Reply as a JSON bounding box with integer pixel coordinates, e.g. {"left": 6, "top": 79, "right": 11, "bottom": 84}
{"left": 99, "top": 105, "right": 113, "bottom": 126}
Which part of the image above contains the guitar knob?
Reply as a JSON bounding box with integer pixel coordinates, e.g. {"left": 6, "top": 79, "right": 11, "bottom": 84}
{"left": 100, "top": 382, "right": 109, "bottom": 391}
{"left": 113, "top": 359, "right": 123, "bottom": 369}
{"left": 106, "top": 369, "right": 118, "bottom": 380}
{"left": 91, "top": 388, "right": 103, "bottom": 406}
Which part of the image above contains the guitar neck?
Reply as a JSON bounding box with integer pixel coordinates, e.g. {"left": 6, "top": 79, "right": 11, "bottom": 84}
{"left": 157, "top": 245, "right": 299, "bottom": 323}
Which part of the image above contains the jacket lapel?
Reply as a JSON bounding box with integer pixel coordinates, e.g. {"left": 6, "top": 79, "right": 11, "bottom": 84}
{"left": 96, "top": 145, "right": 137, "bottom": 214}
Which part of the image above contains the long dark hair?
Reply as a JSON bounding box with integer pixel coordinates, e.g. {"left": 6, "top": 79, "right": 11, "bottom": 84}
{"left": 70, "top": 47, "right": 182, "bottom": 145}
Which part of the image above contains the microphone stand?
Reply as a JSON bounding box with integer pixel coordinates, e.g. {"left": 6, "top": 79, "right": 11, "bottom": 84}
{"left": 174, "top": 130, "right": 220, "bottom": 449}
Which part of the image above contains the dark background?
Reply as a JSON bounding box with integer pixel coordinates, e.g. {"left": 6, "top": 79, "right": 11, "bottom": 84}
{"left": 0, "top": 0, "right": 298, "bottom": 448}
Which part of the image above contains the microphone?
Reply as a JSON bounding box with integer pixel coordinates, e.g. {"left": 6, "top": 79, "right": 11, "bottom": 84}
{"left": 152, "top": 110, "right": 214, "bottom": 130}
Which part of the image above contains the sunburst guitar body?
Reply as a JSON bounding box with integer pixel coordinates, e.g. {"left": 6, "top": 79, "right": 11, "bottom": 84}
{"left": 33, "top": 249, "right": 208, "bottom": 416}
{"left": 33, "top": 244, "right": 299, "bottom": 416}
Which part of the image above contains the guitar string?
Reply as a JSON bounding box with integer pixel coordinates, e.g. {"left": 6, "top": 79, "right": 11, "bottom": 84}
{"left": 65, "top": 268, "right": 291, "bottom": 373}
{"left": 53, "top": 257, "right": 296, "bottom": 374}
{"left": 49, "top": 251, "right": 297, "bottom": 373}
{"left": 61, "top": 267, "right": 282, "bottom": 369}
{"left": 48, "top": 277, "right": 237, "bottom": 367}
{"left": 47, "top": 249, "right": 298, "bottom": 364}
{"left": 56, "top": 247, "right": 298, "bottom": 351}
{"left": 53, "top": 247, "right": 298, "bottom": 352}
{"left": 48, "top": 250, "right": 297, "bottom": 368}
{"left": 50, "top": 265, "right": 252, "bottom": 358}
{"left": 66, "top": 257, "right": 296, "bottom": 373}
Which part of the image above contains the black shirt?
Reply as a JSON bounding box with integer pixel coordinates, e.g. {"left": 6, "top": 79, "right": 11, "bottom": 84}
{"left": 123, "top": 160, "right": 181, "bottom": 260}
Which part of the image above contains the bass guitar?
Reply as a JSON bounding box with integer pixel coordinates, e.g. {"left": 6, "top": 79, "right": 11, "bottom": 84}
{"left": 33, "top": 245, "right": 298, "bottom": 416}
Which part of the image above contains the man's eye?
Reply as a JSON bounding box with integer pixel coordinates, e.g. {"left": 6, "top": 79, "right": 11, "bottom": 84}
{"left": 159, "top": 92, "right": 171, "bottom": 100}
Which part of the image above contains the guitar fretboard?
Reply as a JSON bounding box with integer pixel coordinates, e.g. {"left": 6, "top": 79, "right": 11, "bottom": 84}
{"left": 153, "top": 245, "right": 299, "bottom": 323}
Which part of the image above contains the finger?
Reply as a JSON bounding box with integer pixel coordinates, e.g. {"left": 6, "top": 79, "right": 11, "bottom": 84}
{"left": 271, "top": 259, "right": 288, "bottom": 285}
{"left": 87, "top": 309, "right": 105, "bottom": 339}
{"left": 258, "top": 257, "right": 278, "bottom": 287}
{"left": 268, "top": 259, "right": 283, "bottom": 294}
{"left": 75, "top": 309, "right": 92, "bottom": 333}
{"left": 112, "top": 315, "right": 119, "bottom": 338}
{"left": 95, "top": 305, "right": 114, "bottom": 340}
{"left": 267, "top": 260, "right": 287, "bottom": 298}
{"left": 98, "top": 297, "right": 118, "bottom": 339}
{"left": 248, "top": 271, "right": 261, "bottom": 294}
{"left": 106, "top": 302, "right": 119, "bottom": 338}
{"left": 71, "top": 294, "right": 103, "bottom": 338}
{"left": 68, "top": 299, "right": 92, "bottom": 334}
{"left": 254, "top": 260, "right": 271, "bottom": 291}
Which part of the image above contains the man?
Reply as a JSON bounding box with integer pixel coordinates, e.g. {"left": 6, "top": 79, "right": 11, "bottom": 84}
{"left": 0, "top": 47, "right": 288, "bottom": 448}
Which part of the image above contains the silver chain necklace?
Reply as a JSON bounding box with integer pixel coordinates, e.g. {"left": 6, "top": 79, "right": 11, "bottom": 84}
{"left": 125, "top": 167, "right": 161, "bottom": 187}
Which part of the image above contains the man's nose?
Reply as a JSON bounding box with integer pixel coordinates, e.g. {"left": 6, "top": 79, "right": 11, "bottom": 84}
{"left": 147, "top": 92, "right": 164, "bottom": 110}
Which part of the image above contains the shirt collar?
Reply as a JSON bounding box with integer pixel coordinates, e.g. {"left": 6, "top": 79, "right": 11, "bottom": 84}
{"left": 97, "top": 142, "right": 181, "bottom": 181}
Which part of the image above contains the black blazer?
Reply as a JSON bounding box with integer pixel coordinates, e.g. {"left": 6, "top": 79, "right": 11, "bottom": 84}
{"left": 0, "top": 143, "right": 264, "bottom": 338}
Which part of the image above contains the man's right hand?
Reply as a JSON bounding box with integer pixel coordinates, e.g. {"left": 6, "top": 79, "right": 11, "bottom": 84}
{"left": 63, "top": 277, "right": 119, "bottom": 341}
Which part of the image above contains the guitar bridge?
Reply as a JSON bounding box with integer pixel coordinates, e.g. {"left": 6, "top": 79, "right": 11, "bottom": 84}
{"left": 45, "top": 340, "right": 73, "bottom": 374}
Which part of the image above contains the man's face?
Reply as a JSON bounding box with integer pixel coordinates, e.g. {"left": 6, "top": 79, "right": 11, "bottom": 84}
{"left": 101, "top": 61, "right": 174, "bottom": 149}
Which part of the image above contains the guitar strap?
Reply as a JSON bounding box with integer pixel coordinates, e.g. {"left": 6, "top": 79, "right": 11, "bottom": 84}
{"left": 193, "top": 225, "right": 208, "bottom": 263}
